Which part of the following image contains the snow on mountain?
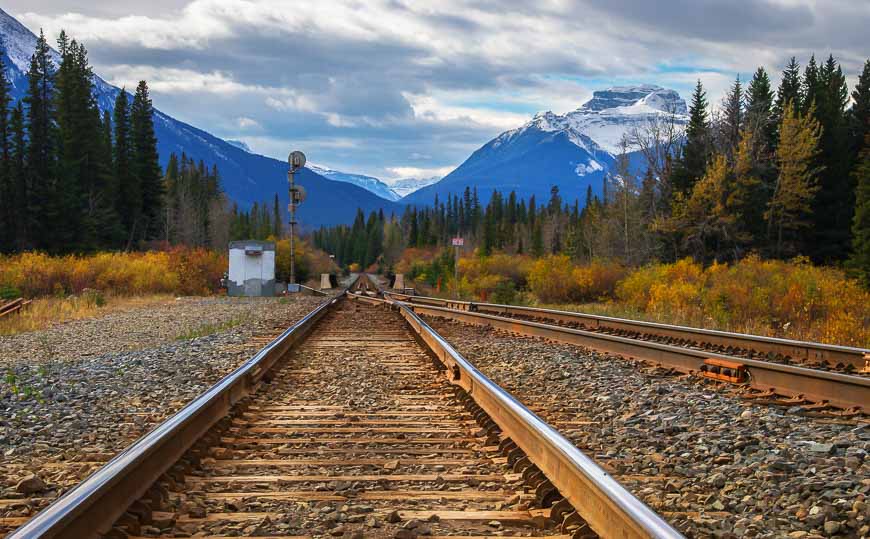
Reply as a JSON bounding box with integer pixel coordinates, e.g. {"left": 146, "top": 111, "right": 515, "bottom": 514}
{"left": 404, "top": 85, "right": 687, "bottom": 207}
{"left": 226, "top": 139, "right": 252, "bottom": 153}
{"left": 524, "top": 85, "right": 688, "bottom": 155}
{"left": 389, "top": 176, "right": 441, "bottom": 198}
{"left": 308, "top": 165, "right": 401, "bottom": 201}
{"left": 0, "top": 7, "right": 401, "bottom": 226}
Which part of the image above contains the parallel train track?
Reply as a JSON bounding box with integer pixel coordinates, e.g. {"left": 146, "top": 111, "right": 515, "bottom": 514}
{"left": 384, "top": 292, "right": 870, "bottom": 413}
{"left": 3, "top": 276, "right": 681, "bottom": 539}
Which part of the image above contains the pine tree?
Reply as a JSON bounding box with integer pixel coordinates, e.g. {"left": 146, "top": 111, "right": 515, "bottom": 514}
{"left": 808, "top": 55, "right": 852, "bottom": 262}
{"left": 767, "top": 103, "right": 822, "bottom": 257}
{"left": 55, "top": 35, "right": 118, "bottom": 249}
{"left": 746, "top": 67, "right": 775, "bottom": 150}
{"left": 114, "top": 90, "right": 139, "bottom": 245}
{"left": 849, "top": 60, "right": 870, "bottom": 161}
{"left": 273, "top": 194, "right": 282, "bottom": 238}
{"left": 10, "top": 104, "right": 26, "bottom": 250}
{"left": 719, "top": 76, "right": 744, "bottom": 155}
{"left": 775, "top": 57, "right": 802, "bottom": 124}
{"left": 850, "top": 134, "right": 870, "bottom": 286}
{"left": 24, "top": 29, "right": 59, "bottom": 250}
{"left": 131, "top": 81, "right": 163, "bottom": 241}
{"left": 0, "top": 57, "right": 11, "bottom": 252}
{"left": 672, "top": 80, "right": 712, "bottom": 194}
{"left": 802, "top": 56, "right": 822, "bottom": 112}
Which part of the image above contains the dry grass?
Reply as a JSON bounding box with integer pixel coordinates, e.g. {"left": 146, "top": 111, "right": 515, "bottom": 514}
{"left": 0, "top": 293, "right": 174, "bottom": 336}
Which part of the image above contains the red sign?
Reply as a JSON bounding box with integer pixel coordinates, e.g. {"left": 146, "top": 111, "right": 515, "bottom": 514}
{"left": 451, "top": 237, "right": 464, "bottom": 246}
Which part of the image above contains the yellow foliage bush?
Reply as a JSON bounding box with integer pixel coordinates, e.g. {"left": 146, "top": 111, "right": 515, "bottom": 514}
{"left": 0, "top": 247, "right": 227, "bottom": 298}
{"left": 616, "top": 256, "right": 869, "bottom": 346}
{"left": 528, "top": 255, "right": 580, "bottom": 303}
{"left": 571, "top": 260, "right": 627, "bottom": 301}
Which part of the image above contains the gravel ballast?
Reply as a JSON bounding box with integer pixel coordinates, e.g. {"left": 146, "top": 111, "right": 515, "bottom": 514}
{"left": 425, "top": 316, "right": 869, "bottom": 538}
{"left": 0, "top": 295, "right": 326, "bottom": 528}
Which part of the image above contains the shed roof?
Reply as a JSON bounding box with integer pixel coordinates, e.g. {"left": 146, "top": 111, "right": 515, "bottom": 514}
{"left": 229, "top": 240, "right": 276, "bottom": 251}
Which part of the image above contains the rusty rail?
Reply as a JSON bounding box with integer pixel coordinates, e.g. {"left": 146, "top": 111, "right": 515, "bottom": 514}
{"left": 350, "top": 292, "right": 684, "bottom": 538}
{"left": 386, "top": 292, "right": 868, "bottom": 374}
{"left": 388, "top": 299, "right": 869, "bottom": 411}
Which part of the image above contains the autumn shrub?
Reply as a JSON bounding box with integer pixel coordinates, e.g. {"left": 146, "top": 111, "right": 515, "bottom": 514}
{"left": 614, "top": 256, "right": 869, "bottom": 346}
{"left": 571, "top": 260, "right": 627, "bottom": 301}
{"left": 528, "top": 255, "right": 581, "bottom": 303}
{"left": 616, "top": 258, "right": 706, "bottom": 318}
{"left": 459, "top": 253, "right": 533, "bottom": 286}
{"left": 0, "top": 247, "right": 228, "bottom": 298}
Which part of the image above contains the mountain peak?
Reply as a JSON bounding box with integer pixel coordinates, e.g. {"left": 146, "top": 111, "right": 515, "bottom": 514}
{"left": 579, "top": 84, "right": 687, "bottom": 115}
{"left": 519, "top": 83, "right": 689, "bottom": 154}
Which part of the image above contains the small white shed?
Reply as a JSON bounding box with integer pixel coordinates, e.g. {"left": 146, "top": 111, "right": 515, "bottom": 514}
{"left": 227, "top": 240, "right": 276, "bottom": 297}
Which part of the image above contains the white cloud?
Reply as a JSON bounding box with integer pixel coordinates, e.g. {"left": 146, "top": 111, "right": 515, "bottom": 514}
{"left": 385, "top": 166, "right": 456, "bottom": 180}
{"left": 236, "top": 116, "right": 260, "bottom": 129}
{"left": 12, "top": 0, "right": 869, "bottom": 176}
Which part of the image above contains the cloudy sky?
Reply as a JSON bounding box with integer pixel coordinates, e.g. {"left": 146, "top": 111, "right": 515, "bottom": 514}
{"left": 8, "top": 0, "right": 869, "bottom": 182}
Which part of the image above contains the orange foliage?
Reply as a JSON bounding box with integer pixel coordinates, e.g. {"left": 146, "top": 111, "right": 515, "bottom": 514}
{"left": 571, "top": 261, "right": 627, "bottom": 301}
{"left": 528, "top": 255, "right": 580, "bottom": 303}
{"left": 616, "top": 256, "right": 869, "bottom": 346}
{"left": 0, "top": 247, "right": 227, "bottom": 298}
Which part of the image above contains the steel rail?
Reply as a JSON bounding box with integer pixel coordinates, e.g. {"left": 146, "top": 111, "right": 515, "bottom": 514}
{"left": 393, "top": 300, "right": 869, "bottom": 411}
{"left": 349, "top": 292, "right": 684, "bottom": 538}
{"left": 6, "top": 286, "right": 355, "bottom": 539}
{"left": 386, "top": 292, "right": 869, "bottom": 373}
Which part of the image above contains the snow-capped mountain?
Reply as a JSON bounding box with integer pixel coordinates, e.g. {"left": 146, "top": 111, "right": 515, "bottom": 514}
{"left": 0, "top": 8, "right": 400, "bottom": 226}
{"left": 308, "top": 165, "right": 401, "bottom": 201}
{"left": 404, "top": 85, "right": 688, "bottom": 206}
{"left": 389, "top": 177, "right": 441, "bottom": 198}
{"left": 226, "top": 139, "right": 252, "bottom": 153}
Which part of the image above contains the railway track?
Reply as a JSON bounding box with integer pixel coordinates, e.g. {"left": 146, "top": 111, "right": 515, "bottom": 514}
{"left": 385, "top": 293, "right": 870, "bottom": 413}
{"left": 4, "top": 279, "right": 681, "bottom": 538}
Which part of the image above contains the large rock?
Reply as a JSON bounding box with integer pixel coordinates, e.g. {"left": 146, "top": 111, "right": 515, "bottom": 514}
{"left": 16, "top": 474, "right": 46, "bottom": 494}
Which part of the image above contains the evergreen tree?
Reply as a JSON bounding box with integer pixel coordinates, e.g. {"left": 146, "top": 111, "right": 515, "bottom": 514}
{"left": 131, "top": 81, "right": 163, "bottom": 241}
{"left": 114, "top": 90, "right": 138, "bottom": 245}
{"left": 775, "top": 57, "right": 802, "bottom": 125}
{"left": 273, "top": 193, "right": 282, "bottom": 238}
{"left": 672, "top": 80, "right": 712, "bottom": 194}
{"left": 802, "top": 55, "right": 821, "bottom": 113}
{"left": 55, "top": 35, "right": 118, "bottom": 249}
{"left": 10, "top": 104, "right": 26, "bottom": 250}
{"left": 24, "top": 29, "right": 59, "bottom": 250}
{"left": 808, "top": 55, "right": 852, "bottom": 262}
{"left": 163, "top": 152, "right": 179, "bottom": 242}
{"left": 0, "top": 57, "right": 11, "bottom": 252}
{"left": 719, "top": 75, "right": 744, "bottom": 155}
{"left": 746, "top": 67, "right": 775, "bottom": 150}
{"left": 851, "top": 134, "right": 870, "bottom": 286}
{"left": 849, "top": 60, "right": 870, "bottom": 161}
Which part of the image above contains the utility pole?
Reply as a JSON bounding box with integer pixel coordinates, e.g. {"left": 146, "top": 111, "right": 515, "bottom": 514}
{"left": 451, "top": 236, "right": 463, "bottom": 299}
{"left": 288, "top": 150, "right": 307, "bottom": 287}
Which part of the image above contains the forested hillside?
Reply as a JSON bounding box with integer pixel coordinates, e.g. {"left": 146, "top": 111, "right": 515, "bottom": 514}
{"left": 315, "top": 55, "right": 870, "bottom": 287}
{"left": 0, "top": 31, "right": 269, "bottom": 253}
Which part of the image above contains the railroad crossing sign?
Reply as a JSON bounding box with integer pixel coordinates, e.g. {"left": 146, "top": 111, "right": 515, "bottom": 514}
{"left": 288, "top": 150, "right": 306, "bottom": 171}
{"left": 452, "top": 237, "right": 464, "bottom": 246}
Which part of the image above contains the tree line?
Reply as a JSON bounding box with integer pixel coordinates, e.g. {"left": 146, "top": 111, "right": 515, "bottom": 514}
{"left": 0, "top": 30, "right": 236, "bottom": 254}
{"left": 314, "top": 54, "right": 870, "bottom": 285}
{"left": 0, "top": 31, "right": 163, "bottom": 252}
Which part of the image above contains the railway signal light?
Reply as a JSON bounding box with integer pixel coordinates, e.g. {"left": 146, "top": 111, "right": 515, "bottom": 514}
{"left": 287, "top": 150, "right": 307, "bottom": 287}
